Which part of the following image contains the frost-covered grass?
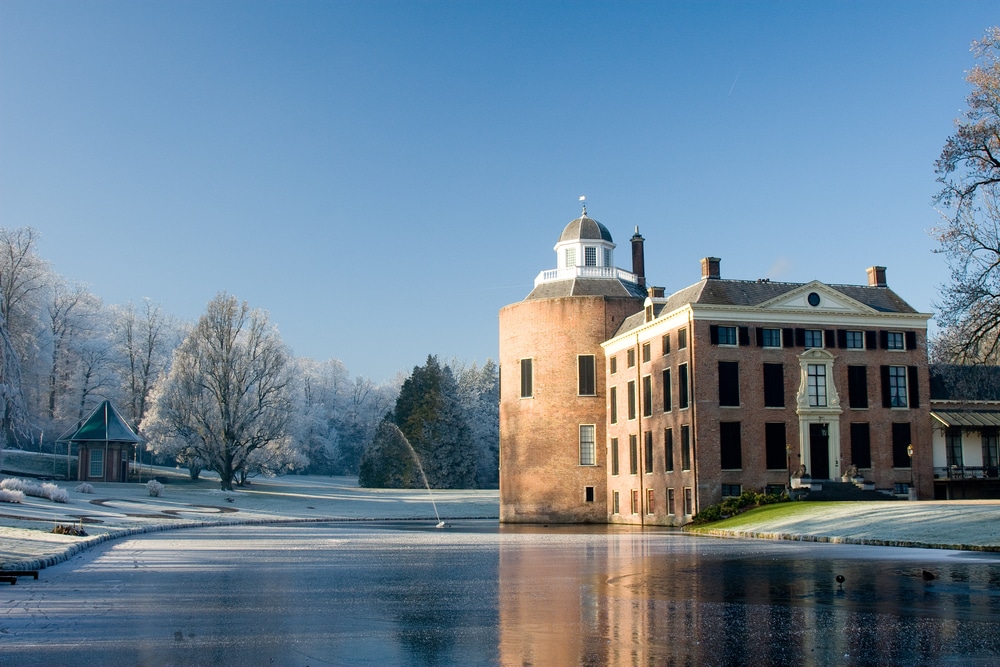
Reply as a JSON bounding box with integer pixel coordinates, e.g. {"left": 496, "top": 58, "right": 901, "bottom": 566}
{"left": 1, "top": 477, "right": 69, "bottom": 503}
{"left": 0, "top": 449, "right": 76, "bottom": 478}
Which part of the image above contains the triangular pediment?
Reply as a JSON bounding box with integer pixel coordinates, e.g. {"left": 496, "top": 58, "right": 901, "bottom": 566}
{"left": 757, "top": 281, "right": 878, "bottom": 315}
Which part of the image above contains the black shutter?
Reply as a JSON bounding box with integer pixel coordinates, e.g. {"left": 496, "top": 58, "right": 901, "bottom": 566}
{"left": 879, "top": 330, "right": 889, "bottom": 349}
{"left": 710, "top": 325, "right": 719, "bottom": 345}
{"left": 738, "top": 326, "right": 750, "bottom": 347}
{"left": 880, "top": 366, "right": 891, "bottom": 408}
{"left": 865, "top": 330, "right": 877, "bottom": 350}
{"left": 825, "top": 329, "right": 836, "bottom": 348}
{"left": 837, "top": 329, "right": 847, "bottom": 348}
{"left": 908, "top": 366, "right": 920, "bottom": 408}
{"left": 905, "top": 331, "right": 917, "bottom": 350}
{"left": 795, "top": 328, "right": 806, "bottom": 347}
{"left": 783, "top": 328, "right": 794, "bottom": 348}
{"left": 755, "top": 327, "right": 764, "bottom": 347}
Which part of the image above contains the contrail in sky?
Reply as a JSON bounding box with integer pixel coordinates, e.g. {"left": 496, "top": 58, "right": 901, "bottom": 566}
{"left": 728, "top": 68, "right": 742, "bottom": 96}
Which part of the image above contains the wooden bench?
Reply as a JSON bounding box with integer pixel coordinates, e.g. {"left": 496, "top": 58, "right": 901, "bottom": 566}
{"left": 0, "top": 570, "right": 39, "bottom": 581}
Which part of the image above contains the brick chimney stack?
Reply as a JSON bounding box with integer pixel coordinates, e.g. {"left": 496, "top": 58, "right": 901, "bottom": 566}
{"left": 701, "top": 257, "right": 721, "bottom": 280}
{"left": 866, "top": 266, "right": 887, "bottom": 287}
{"left": 631, "top": 227, "right": 646, "bottom": 289}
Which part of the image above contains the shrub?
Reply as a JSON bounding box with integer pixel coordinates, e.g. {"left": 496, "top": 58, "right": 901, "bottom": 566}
{"left": 52, "top": 523, "right": 87, "bottom": 536}
{"left": 41, "top": 483, "right": 68, "bottom": 503}
{"left": 75, "top": 483, "right": 95, "bottom": 494}
{"left": 1, "top": 478, "right": 68, "bottom": 503}
{"left": 0, "top": 488, "right": 24, "bottom": 503}
{"left": 691, "top": 490, "right": 788, "bottom": 525}
{"left": 147, "top": 479, "right": 164, "bottom": 497}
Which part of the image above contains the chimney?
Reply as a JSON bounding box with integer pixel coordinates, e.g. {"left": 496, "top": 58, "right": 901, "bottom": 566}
{"left": 631, "top": 227, "right": 646, "bottom": 289}
{"left": 647, "top": 286, "right": 665, "bottom": 298}
{"left": 701, "top": 257, "right": 721, "bottom": 280}
{"left": 866, "top": 266, "right": 887, "bottom": 287}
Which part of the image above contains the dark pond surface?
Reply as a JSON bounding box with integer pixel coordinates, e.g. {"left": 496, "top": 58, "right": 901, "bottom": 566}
{"left": 3, "top": 521, "right": 1000, "bottom": 666}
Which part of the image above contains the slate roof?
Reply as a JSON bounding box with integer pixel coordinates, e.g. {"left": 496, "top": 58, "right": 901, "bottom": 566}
{"left": 930, "top": 364, "right": 1000, "bottom": 402}
{"left": 614, "top": 278, "right": 920, "bottom": 338}
{"left": 525, "top": 278, "right": 648, "bottom": 300}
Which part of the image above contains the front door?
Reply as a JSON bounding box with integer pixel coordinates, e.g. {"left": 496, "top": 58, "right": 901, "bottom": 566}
{"left": 809, "top": 423, "right": 830, "bottom": 479}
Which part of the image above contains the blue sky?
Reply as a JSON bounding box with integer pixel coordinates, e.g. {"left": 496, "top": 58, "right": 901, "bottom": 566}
{"left": 1, "top": 1, "right": 996, "bottom": 382}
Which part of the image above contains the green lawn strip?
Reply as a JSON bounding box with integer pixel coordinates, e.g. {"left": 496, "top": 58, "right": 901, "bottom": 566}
{"left": 684, "top": 501, "right": 837, "bottom": 535}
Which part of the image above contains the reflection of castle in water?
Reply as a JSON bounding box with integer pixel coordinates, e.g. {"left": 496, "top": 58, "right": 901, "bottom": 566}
{"left": 497, "top": 529, "right": 1000, "bottom": 665}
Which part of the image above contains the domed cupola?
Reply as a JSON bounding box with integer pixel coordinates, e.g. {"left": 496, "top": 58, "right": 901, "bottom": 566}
{"left": 553, "top": 201, "right": 616, "bottom": 271}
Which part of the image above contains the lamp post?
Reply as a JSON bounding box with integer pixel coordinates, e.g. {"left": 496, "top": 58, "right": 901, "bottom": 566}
{"left": 907, "top": 444, "right": 914, "bottom": 500}
{"left": 786, "top": 443, "right": 792, "bottom": 492}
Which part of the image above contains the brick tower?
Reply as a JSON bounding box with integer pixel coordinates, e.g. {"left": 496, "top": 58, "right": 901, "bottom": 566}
{"left": 499, "top": 204, "right": 646, "bottom": 522}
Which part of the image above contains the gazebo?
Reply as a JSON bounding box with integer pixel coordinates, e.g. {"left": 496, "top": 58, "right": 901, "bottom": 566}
{"left": 57, "top": 400, "right": 144, "bottom": 483}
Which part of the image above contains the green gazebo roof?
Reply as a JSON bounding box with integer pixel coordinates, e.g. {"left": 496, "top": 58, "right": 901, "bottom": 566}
{"left": 57, "top": 400, "right": 144, "bottom": 445}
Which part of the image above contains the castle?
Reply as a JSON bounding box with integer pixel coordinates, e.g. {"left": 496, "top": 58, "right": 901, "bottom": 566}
{"left": 499, "top": 206, "right": 932, "bottom": 525}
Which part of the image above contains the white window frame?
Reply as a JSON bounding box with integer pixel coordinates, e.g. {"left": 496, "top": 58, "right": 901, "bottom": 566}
{"left": 579, "top": 424, "right": 596, "bottom": 466}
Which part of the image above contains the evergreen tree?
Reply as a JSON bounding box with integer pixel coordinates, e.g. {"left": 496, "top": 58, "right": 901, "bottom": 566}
{"left": 358, "top": 415, "right": 416, "bottom": 488}
{"left": 360, "top": 355, "right": 476, "bottom": 489}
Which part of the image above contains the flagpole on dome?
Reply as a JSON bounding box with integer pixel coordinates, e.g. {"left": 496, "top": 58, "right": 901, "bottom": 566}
{"left": 579, "top": 195, "right": 587, "bottom": 217}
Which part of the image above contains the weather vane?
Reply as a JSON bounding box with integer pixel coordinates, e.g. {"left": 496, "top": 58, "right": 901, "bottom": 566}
{"left": 579, "top": 195, "right": 587, "bottom": 217}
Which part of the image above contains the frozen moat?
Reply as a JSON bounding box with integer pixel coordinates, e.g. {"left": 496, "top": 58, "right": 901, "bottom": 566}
{"left": 3, "top": 520, "right": 1000, "bottom": 666}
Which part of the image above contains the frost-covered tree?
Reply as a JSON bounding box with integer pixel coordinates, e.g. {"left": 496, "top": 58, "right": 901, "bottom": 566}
{"left": 451, "top": 358, "right": 499, "bottom": 488}
{"left": 933, "top": 27, "right": 1000, "bottom": 362}
{"left": 112, "top": 298, "right": 178, "bottom": 426}
{"left": 360, "top": 355, "right": 475, "bottom": 489}
{"left": 142, "top": 293, "right": 298, "bottom": 491}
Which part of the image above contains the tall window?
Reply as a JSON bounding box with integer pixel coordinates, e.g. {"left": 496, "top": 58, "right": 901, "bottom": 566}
{"left": 683, "top": 487, "right": 693, "bottom": 515}
{"left": 642, "top": 375, "right": 652, "bottom": 417}
{"left": 646, "top": 489, "right": 655, "bottom": 515}
{"left": 644, "top": 431, "right": 654, "bottom": 474}
{"left": 662, "top": 333, "right": 671, "bottom": 355}
{"left": 718, "top": 361, "right": 740, "bottom": 406}
{"left": 578, "top": 355, "right": 596, "bottom": 396}
{"left": 88, "top": 448, "right": 104, "bottom": 478}
{"left": 848, "top": 365, "right": 868, "bottom": 409}
{"left": 678, "top": 364, "right": 689, "bottom": 409}
{"left": 584, "top": 246, "right": 597, "bottom": 266}
{"left": 681, "top": 425, "right": 691, "bottom": 470}
{"left": 885, "top": 365, "right": 908, "bottom": 408}
{"left": 612, "top": 490, "right": 620, "bottom": 514}
{"left": 807, "top": 364, "right": 827, "bottom": 407}
{"left": 627, "top": 348, "right": 636, "bottom": 368}
{"left": 678, "top": 327, "right": 688, "bottom": 349}
{"left": 627, "top": 380, "right": 637, "bottom": 420}
{"left": 946, "top": 427, "right": 963, "bottom": 468}
{"left": 629, "top": 434, "right": 638, "bottom": 475}
{"left": 610, "top": 356, "right": 617, "bottom": 375}
{"left": 565, "top": 248, "right": 576, "bottom": 267}
{"left": 664, "top": 427, "right": 674, "bottom": 472}
{"left": 667, "top": 488, "right": 676, "bottom": 515}
{"left": 604, "top": 248, "right": 612, "bottom": 266}
{"left": 579, "top": 425, "right": 596, "bottom": 466}
{"left": 763, "top": 363, "right": 784, "bottom": 408}
{"left": 520, "top": 359, "right": 533, "bottom": 398}
{"left": 983, "top": 427, "right": 999, "bottom": 472}
{"left": 662, "top": 368, "right": 672, "bottom": 411}
{"left": 765, "top": 422, "right": 786, "bottom": 470}
{"left": 642, "top": 342, "right": 651, "bottom": 363}
{"left": 720, "top": 422, "right": 742, "bottom": 470}
{"left": 610, "top": 437, "right": 619, "bottom": 475}
{"left": 631, "top": 489, "right": 640, "bottom": 515}
{"left": 610, "top": 386, "right": 618, "bottom": 424}
{"left": 850, "top": 423, "right": 872, "bottom": 468}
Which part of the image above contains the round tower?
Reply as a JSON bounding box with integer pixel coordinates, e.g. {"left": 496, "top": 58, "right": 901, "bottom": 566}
{"left": 499, "top": 207, "right": 646, "bottom": 523}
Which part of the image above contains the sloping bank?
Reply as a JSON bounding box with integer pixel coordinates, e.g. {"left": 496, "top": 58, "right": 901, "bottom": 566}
{"left": 683, "top": 500, "right": 1000, "bottom": 552}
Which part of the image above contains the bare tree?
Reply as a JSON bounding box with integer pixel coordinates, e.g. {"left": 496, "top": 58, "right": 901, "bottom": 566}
{"left": 933, "top": 27, "right": 1000, "bottom": 363}
{"left": 143, "top": 293, "right": 296, "bottom": 491}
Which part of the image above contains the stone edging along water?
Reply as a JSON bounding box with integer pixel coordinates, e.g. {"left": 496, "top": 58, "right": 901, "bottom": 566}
{"left": 697, "top": 527, "right": 1000, "bottom": 553}
{"left": 2, "top": 515, "right": 499, "bottom": 572}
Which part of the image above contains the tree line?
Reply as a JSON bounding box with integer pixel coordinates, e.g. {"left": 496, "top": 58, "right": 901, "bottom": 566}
{"left": 0, "top": 233, "right": 498, "bottom": 491}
